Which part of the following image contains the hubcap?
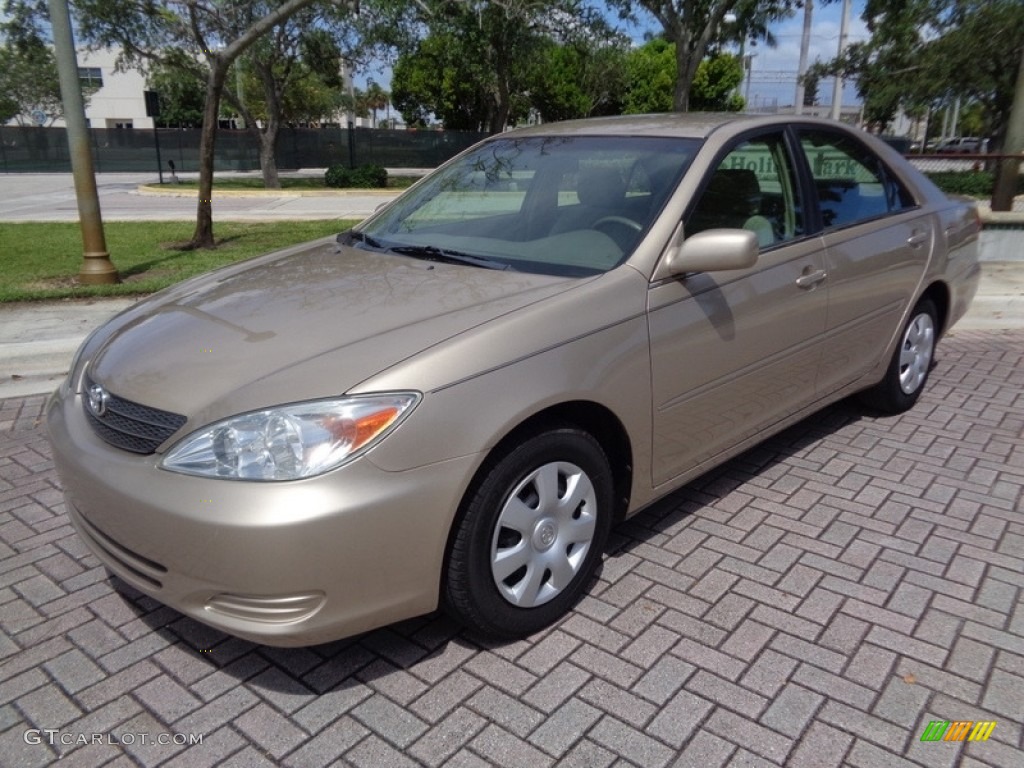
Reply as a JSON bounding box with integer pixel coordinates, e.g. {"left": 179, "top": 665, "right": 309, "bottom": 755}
{"left": 490, "top": 461, "right": 597, "bottom": 608}
{"left": 898, "top": 311, "right": 935, "bottom": 395}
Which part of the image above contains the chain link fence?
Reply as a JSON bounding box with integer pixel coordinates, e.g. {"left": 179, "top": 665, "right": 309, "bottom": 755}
{"left": 906, "top": 154, "right": 1024, "bottom": 209}
{"left": 0, "top": 125, "right": 490, "bottom": 174}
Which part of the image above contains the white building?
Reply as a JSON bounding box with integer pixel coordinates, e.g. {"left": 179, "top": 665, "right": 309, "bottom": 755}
{"left": 45, "top": 49, "right": 156, "bottom": 130}
{"left": 16, "top": 48, "right": 377, "bottom": 130}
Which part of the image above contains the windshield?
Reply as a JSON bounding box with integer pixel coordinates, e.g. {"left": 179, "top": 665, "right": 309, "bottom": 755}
{"left": 355, "top": 135, "right": 699, "bottom": 276}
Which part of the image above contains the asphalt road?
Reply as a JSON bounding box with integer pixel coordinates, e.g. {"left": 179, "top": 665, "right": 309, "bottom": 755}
{"left": 0, "top": 172, "right": 398, "bottom": 222}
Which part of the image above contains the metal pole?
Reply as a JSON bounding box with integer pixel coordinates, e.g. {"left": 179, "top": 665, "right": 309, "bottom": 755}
{"left": 795, "top": 0, "right": 814, "bottom": 115}
{"left": 830, "top": 0, "right": 852, "bottom": 121}
{"left": 47, "top": 0, "right": 118, "bottom": 284}
{"left": 744, "top": 54, "right": 755, "bottom": 109}
{"left": 154, "top": 127, "right": 164, "bottom": 184}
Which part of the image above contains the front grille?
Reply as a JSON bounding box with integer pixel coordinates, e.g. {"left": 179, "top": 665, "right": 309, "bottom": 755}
{"left": 83, "top": 375, "right": 187, "bottom": 454}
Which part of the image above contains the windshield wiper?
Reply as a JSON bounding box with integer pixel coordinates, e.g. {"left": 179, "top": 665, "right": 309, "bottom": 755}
{"left": 388, "top": 245, "right": 514, "bottom": 271}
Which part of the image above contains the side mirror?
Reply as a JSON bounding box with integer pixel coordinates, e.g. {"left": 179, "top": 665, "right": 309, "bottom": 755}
{"left": 665, "top": 229, "right": 759, "bottom": 276}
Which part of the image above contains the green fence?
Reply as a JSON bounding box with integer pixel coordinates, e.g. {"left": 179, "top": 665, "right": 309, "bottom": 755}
{"left": 0, "top": 126, "right": 491, "bottom": 174}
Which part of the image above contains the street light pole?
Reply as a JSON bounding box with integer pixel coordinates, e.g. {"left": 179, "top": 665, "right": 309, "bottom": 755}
{"left": 795, "top": 0, "right": 814, "bottom": 115}
{"left": 47, "top": 0, "right": 118, "bottom": 284}
{"left": 830, "top": 0, "right": 852, "bottom": 121}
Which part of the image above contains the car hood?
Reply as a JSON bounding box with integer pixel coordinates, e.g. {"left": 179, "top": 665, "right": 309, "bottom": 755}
{"left": 88, "top": 240, "right": 577, "bottom": 424}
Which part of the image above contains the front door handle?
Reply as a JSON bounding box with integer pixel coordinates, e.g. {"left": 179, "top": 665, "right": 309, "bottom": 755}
{"left": 795, "top": 269, "right": 828, "bottom": 289}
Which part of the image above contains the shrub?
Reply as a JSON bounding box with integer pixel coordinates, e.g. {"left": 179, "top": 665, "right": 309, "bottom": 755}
{"left": 924, "top": 171, "right": 1024, "bottom": 198}
{"left": 325, "top": 164, "right": 388, "bottom": 189}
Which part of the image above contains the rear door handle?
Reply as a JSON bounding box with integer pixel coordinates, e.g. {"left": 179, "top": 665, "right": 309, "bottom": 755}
{"left": 795, "top": 269, "right": 828, "bottom": 289}
{"left": 907, "top": 231, "right": 929, "bottom": 247}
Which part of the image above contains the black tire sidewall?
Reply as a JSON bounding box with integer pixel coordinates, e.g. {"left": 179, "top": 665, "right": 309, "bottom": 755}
{"left": 864, "top": 297, "right": 938, "bottom": 413}
{"left": 445, "top": 428, "right": 613, "bottom": 638}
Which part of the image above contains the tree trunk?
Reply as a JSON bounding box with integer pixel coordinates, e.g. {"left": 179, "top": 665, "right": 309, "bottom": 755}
{"left": 257, "top": 124, "right": 281, "bottom": 189}
{"left": 992, "top": 45, "right": 1024, "bottom": 211}
{"left": 190, "top": 61, "right": 229, "bottom": 249}
{"left": 674, "top": 41, "right": 691, "bottom": 112}
{"left": 256, "top": 62, "right": 283, "bottom": 189}
{"left": 674, "top": 33, "right": 705, "bottom": 113}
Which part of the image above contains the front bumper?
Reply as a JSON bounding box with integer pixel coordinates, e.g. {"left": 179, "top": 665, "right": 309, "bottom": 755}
{"left": 46, "top": 383, "right": 478, "bottom": 646}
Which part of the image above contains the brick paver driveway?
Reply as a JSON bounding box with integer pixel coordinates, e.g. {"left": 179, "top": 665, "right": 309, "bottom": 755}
{"left": 2, "top": 330, "right": 1022, "bottom": 768}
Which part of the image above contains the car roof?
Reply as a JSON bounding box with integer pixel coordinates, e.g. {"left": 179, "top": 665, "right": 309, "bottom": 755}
{"left": 499, "top": 113, "right": 759, "bottom": 140}
{"left": 497, "top": 112, "right": 875, "bottom": 142}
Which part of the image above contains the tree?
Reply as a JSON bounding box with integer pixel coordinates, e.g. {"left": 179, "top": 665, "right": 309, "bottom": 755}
{"left": 146, "top": 52, "right": 206, "bottom": 128}
{"left": 689, "top": 48, "right": 743, "bottom": 110}
{"left": 608, "top": 0, "right": 797, "bottom": 111}
{"left": 363, "top": 79, "right": 389, "bottom": 126}
{"left": 524, "top": 9, "right": 630, "bottom": 124}
{"left": 624, "top": 37, "right": 675, "bottom": 113}
{"left": 222, "top": 10, "right": 354, "bottom": 188}
{"left": 800, "top": 69, "right": 819, "bottom": 108}
{"left": 0, "top": 35, "right": 68, "bottom": 125}
{"left": 814, "top": 0, "right": 1023, "bottom": 138}
{"left": 72, "top": 0, "right": 343, "bottom": 248}
{"left": 624, "top": 38, "right": 743, "bottom": 114}
{"left": 390, "top": 1, "right": 540, "bottom": 131}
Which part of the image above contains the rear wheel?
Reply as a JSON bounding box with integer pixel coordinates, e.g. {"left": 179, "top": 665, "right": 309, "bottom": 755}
{"left": 444, "top": 428, "right": 612, "bottom": 637}
{"left": 860, "top": 298, "right": 937, "bottom": 413}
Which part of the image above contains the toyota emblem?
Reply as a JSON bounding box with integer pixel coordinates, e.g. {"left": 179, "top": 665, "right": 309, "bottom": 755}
{"left": 86, "top": 384, "right": 110, "bottom": 417}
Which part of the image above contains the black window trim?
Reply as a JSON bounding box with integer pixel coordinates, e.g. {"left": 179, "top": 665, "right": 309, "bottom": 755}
{"left": 787, "top": 123, "right": 923, "bottom": 235}
{"left": 683, "top": 125, "right": 817, "bottom": 253}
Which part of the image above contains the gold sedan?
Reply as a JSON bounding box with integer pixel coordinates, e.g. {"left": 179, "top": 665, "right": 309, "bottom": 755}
{"left": 47, "top": 114, "right": 980, "bottom": 645}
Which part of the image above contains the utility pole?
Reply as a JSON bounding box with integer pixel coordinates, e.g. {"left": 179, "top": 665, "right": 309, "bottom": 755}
{"left": 830, "top": 0, "right": 852, "bottom": 121}
{"left": 47, "top": 0, "right": 118, "bottom": 284}
{"left": 795, "top": 0, "right": 814, "bottom": 115}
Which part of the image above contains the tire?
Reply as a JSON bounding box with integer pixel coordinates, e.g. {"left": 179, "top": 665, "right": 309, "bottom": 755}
{"left": 860, "top": 297, "right": 938, "bottom": 413}
{"left": 444, "top": 427, "right": 613, "bottom": 638}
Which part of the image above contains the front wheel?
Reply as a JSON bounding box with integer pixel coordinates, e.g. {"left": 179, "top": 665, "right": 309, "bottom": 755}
{"left": 860, "top": 297, "right": 938, "bottom": 413}
{"left": 444, "top": 428, "right": 613, "bottom": 638}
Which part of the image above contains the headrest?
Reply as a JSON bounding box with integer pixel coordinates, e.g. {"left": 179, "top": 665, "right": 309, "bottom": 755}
{"left": 577, "top": 166, "right": 626, "bottom": 209}
{"left": 705, "top": 167, "right": 762, "bottom": 215}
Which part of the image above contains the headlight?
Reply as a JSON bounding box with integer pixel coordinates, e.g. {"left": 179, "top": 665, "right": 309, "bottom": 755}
{"left": 160, "top": 394, "right": 419, "bottom": 481}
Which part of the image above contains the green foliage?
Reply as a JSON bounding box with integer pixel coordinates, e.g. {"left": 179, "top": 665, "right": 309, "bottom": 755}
{"left": 816, "top": 0, "right": 1023, "bottom": 139}
{"left": 925, "top": 171, "right": 1024, "bottom": 198}
{"left": 389, "top": 0, "right": 568, "bottom": 131}
{"left": 527, "top": 40, "right": 627, "bottom": 122}
{"left": 625, "top": 39, "right": 744, "bottom": 114}
{"left": 325, "top": 164, "right": 388, "bottom": 188}
{"left": 690, "top": 52, "right": 744, "bottom": 111}
{"left": 624, "top": 38, "right": 675, "bottom": 113}
{"left": 147, "top": 52, "right": 206, "bottom": 128}
{"left": 0, "top": 38, "right": 65, "bottom": 125}
{"left": 300, "top": 29, "right": 344, "bottom": 90}
{"left": 608, "top": 0, "right": 798, "bottom": 111}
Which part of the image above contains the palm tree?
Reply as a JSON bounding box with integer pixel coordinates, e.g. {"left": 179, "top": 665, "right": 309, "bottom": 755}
{"left": 364, "top": 79, "right": 390, "bottom": 128}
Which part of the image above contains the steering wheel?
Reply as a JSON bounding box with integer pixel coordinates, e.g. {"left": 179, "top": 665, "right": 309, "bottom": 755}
{"left": 592, "top": 215, "right": 643, "bottom": 251}
{"left": 592, "top": 215, "right": 643, "bottom": 234}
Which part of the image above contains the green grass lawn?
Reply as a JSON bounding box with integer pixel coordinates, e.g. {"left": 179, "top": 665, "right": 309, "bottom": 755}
{"left": 0, "top": 220, "right": 357, "bottom": 303}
